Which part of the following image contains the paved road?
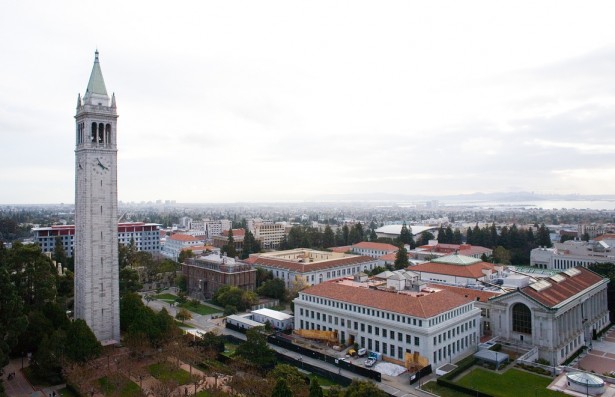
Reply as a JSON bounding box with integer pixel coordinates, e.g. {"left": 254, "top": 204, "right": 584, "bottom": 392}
{"left": 143, "top": 292, "right": 433, "bottom": 397}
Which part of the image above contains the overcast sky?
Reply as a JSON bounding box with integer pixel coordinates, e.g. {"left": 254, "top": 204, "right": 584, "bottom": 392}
{"left": 2, "top": 1, "right": 615, "bottom": 204}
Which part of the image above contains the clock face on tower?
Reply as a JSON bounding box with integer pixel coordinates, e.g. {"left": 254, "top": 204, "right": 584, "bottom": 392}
{"left": 92, "top": 157, "right": 111, "bottom": 175}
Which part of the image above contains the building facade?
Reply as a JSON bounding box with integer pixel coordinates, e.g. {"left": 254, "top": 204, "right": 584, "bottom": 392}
{"left": 293, "top": 279, "right": 481, "bottom": 368}
{"left": 351, "top": 241, "right": 398, "bottom": 258}
{"left": 249, "top": 249, "right": 380, "bottom": 287}
{"left": 182, "top": 253, "right": 256, "bottom": 299}
{"left": 74, "top": 51, "right": 120, "bottom": 343}
{"left": 530, "top": 240, "right": 614, "bottom": 270}
{"left": 32, "top": 222, "right": 161, "bottom": 258}
{"left": 162, "top": 233, "right": 202, "bottom": 260}
{"left": 488, "top": 267, "right": 610, "bottom": 365}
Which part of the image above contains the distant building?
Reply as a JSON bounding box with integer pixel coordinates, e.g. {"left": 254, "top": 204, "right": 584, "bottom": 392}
{"left": 409, "top": 241, "right": 492, "bottom": 262}
{"left": 409, "top": 254, "right": 498, "bottom": 286}
{"left": 212, "top": 228, "right": 245, "bottom": 253}
{"left": 251, "top": 222, "right": 287, "bottom": 249}
{"left": 248, "top": 248, "right": 379, "bottom": 287}
{"left": 32, "top": 222, "right": 161, "bottom": 258}
{"left": 375, "top": 224, "right": 437, "bottom": 240}
{"left": 204, "top": 219, "right": 232, "bottom": 239}
{"left": 182, "top": 253, "right": 256, "bottom": 299}
{"left": 163, "top": 233, "right": 201, "bottom": 260}
{"left": 530, "top": 240, "right": 614, "bottom": 270}
{"left": 351, "top": 241, "right": 398, "bottom": 258}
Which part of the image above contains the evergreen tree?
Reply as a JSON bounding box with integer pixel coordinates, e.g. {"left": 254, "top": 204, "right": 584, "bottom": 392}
{"left": 445, "top": 226, "right": 454, "bottom": 244}
{"left": 398, "top": 222, "right": 412, "bottom": 245}
{"left": 436, "top": 226, "right": 446, "bottom": 243}
{"left": 242, "top": 230, "right": 260, "bottom": 259}
{"left": 342, "top": 225, "right": 350, "bottom": 245}
{"left": 334, "top": 228, "right": 343, "bottom": 246}
{"left": 271, "top": 378, "right": 293, "bottom": 397}
{"left": 223, "top": 228, "right": 237, "bottom": 258}
{"left": 369, "top": 229, "right": 378, "bottom": 242}
{"left": 322, "top": 225, "right": 335, "bottom": 248}
{"left": 537, "top": 224, "right": 552, "bottom": 248}
{"left": 452, "top": 228, "right": 463, "bottom": 244}
{"left": 393, "top": 246, "right": 409, "bottom": 270}
{"left": 309, "top": 378, "right": 324, "bottom": 397}
{"left": 65, "top": 319, "right": 102, "bottom": 362}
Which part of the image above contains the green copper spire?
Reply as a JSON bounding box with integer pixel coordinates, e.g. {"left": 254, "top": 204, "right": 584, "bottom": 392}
{"left": 85, "top": 50, "right": 108, "bottom": 98}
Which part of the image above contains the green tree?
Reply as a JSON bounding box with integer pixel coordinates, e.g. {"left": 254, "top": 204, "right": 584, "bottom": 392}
{"left": 269, "top": 364, "right": 307, "bottom": 396}
{"left": 416, "top": 231, "right": 435, "bottom": 247}
{"left": 31, "top": 329, "right": 66, "bottom": 384}
{"left": 178, "top": 249, "right": 194, "bottom": 264}
{"left": 0, "top": 264, "right": 27, "bottom": 368}
{"left": 393, "top": 246, "right": 409, "bottom": 270}
{"left": 344, "top": 380, "right": 387, "bottom": 397}
{"left": 242, "top": 229, "right": 261, "bottom": 259}
{"left": 271, "top": 378, "right": 292, "bottom": 397}
{"left": 492, "top": 246, "right": 511, "bottom": 265}
{"left": 398, "top": 222, "right": 413, "bottom": 245}
{"left": 257, "top": 279, "right": 286, "bottom": 300}
{"left": 537, "top": 223, "right": 552, "bottom": 248}
{"left": 256, "top": 268, "right": 273, "bottom": 288}
{"left": 119, "top": 267, "right": 142, "bottom": 296}
{"left": 223, "top": 228, "right": 237, "bottom": 258}
{"left": 175, "top": 308, "right": 192, "bottom": 323}
{"left": 65, "top": 319, "right": 101, "bottom": 362}
{"left": 322, "top": 225, "right": 335, "bottom": 248}
{"left": 235, "top": 327, "right": 276, "bottom": 369}
{"left": 369, "top": 229, "right": 378, "bottom": 242}
{"left": 53, "top": 236, "right": 67, "bottom": 270}
{"left": 6, "top": 242, "right": 57, "bottom": 309}
{"left": 342, "top": 225, "right": 350, "bottom": 245}
{"left": 452, "top": 228, "right": 463, "bottom": 244}
{"left": 214, "top": 285, "right": 257, "bottom": 311}
{"left": 309, "top": 378, "right": 323, "bottom": 397}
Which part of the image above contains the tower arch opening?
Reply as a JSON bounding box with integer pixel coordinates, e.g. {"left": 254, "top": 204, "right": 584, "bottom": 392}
{"left": 512, "top": 303, "right": 532, "bottom": 334}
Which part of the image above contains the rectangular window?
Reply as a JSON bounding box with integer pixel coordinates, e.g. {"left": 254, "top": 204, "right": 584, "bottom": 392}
{"left": 383, "top": 329, "right": 387, "bottom": 338}
{"left": 375, "top": 327, "right": 379, "bottom": 336}
{"left": 414, "top": 337, "right": 420, "bottom": 346}
{"left": 382, "top": 342, "right": 387, "bottom": 355}
{"left": 368, "top": 325, "right": 372, "bottom": 333}
{"left": 375, "top": 341, "right": 380, "bottom": 352}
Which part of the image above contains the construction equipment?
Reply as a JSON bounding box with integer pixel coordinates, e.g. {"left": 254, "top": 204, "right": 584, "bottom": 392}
{"left": 293, "top": 329, "right": 338, "bottom": 343}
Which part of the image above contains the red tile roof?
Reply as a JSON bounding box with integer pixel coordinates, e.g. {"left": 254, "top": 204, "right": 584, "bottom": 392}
{"left": 301, "top": 282, "right": 472, "bottom": 318}
{"left": 329, "top": 246, "right": 352, "bottom": 253}
{"left": 409, "top": 261, "right": 495, "bottom": 279}
{"left": 252, "top": 255, "right": 375, "bottom": 273}
{"left": 520, "top": 267, "right": 606, "bottom": 308}
{"left": 595, "top": 234, "right": 615, "bottom": 241}
{"left": 416, "top": 243, "right": 490, "bottom": 256}
{"left": 379, "top": 252, "right": 397, "bottom": 261}
{"left": 169, "top": 233, "right": 199, "bottom": 242}
{"left": 222, "top": 228, "right": 245, "bottom": 237}
{"left": 352, "top": 242, "right": 399, "bottom": 252}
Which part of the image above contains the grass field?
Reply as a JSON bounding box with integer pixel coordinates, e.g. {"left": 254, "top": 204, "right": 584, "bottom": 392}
{"left": 57, "top": 387, "right": 79, "bottom": 397}
{"left": 152, "top": 293, "right": 177, "bottom": 301}
{"left": 456, "top": 368, "right": 566, "bottom": 397}
{"left": 179, "top": 301, "right": 222, "bottom": 315}
{"left": 98, "top": 376, "right": 142, "bottom": 397}
{"left": 148, "top": 363, "right": 192, "bottom": 385}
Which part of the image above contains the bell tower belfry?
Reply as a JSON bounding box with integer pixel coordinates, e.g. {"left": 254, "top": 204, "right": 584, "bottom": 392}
{"left": 74, "top": 50, "right": 120, "bottom": 344}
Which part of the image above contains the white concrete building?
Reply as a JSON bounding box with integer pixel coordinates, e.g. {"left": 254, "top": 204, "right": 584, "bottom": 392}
{"left": 530, "top": 240, "right": 614, "bottom": 270}
{"left": 293, "top": 278, "right": 481, "bottom": 368}
{"left": 251, "top": 308, "right": 294, "bottom": 330}
{"left": 351, "top": 241, "right": 398, "bottom": 258}
{"left": 162, "top": 233, "right": 201, "bottom": 260}
{"left": 204, "top": 219, "right": 232, "bottom": 239}
{"left": 488, "top": 267, "right": 610, "bottom": 365}
{"left": 409, "top": 254, "right": 499, "bottom": 286}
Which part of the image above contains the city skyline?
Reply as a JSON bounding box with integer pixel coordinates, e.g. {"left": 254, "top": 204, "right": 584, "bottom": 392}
{"left": 2, "top": 1, "right": 615, "bottom": 204}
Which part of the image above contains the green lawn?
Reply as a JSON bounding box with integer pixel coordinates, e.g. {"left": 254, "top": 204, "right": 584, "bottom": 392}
{"left": 98, "top": 376, "right": 142, "bottom": 397}
{"left": 221, "top": 342, "right": 240, "bottom": 357}
{"left": 309, "top": 374, "right": 341, "bottom": 387}
{"left": 152, "top": 293, "right": 177, "bottom": 301}
{"left": 148, "top": 363, "right": 192, "bottom": 385}
{"left": 179, "top": 301, "right": 222, "bottom": 315}
{"left": 195, "top": 391, "right": 214, "bottom": 397}
{"left": 422, "top": 381, "right": 469, "bottom": 397}
{"left": 457, "top": 368, "right": 566, "bottom": 397}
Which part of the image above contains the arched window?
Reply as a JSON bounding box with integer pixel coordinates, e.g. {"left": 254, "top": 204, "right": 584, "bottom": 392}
{"left": 105, "top": 123, "right": 111, "bottom": 145}
{"left": 91, "top": 122, "right": 97, "bottom": 142}
{"left": 98, "top": 123, "right": 104, "bottom": 143}
{"left": 512, "top": 303, "right": 532, "bottom": 334}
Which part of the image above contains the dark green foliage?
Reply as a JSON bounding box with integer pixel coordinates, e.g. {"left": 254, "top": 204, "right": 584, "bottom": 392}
{"left": 257, "top": 278, "right": 286, "bottom": 300}
{"left": 213, "top": 285, "right": 257, "bottom": 311}
{"left": 5, "top": 242, "right": 57, "bottom": 309}
{"left": 193, "top": 331, "right": 225, "bottom": 354}
{"left": 235, "top": 327, "right": 276, "bottom": 369}
{"left": 344, "top": 379, "right": 387, "bottom": 397}
{"left": 31, "top": 329, "right": 66, "bottom": 384}
{"left": 271, "top": 378, "right": 292, "bottom": 397}
{"left": 398, "top": 222, "right": 413, "bottom": 245}
{"left": 369, "top": 266, "right": 386, "bottom": 276}
{"left": 269, "top": 364, "right": 308, "bottom": 395}
{"left": 322, "top": 225, "right": 335, "bottom": 248}
{"left": 309, "top": 377, "right": 323, "bottom": 397}
{"left": 119, "top": 267, "right": 142, "bottom": 296}
{"left": 223, "top": 228, "right": 237, "bottom": 258}
{"left": 256, "top": 268, "right": 274, "bottom": 288}
{"left": 416, "top": 231, "right": 435, "bottom": 246}
{"left": 177, "top": 249, "right": 194, "bottom": 264}
{"left": 394, "top": 246, "right": 409, "bottom": 270}
{"left": 64, "top": 319, "right": 101, "bottom": 362}
{"left": 0, "top": 263, "right": 27, "bottom": 368}
{"left": 121, "top": 292, "right": 176, "bottom": 347}
{"left": 241, "top": 229, "right": 261, "bottom": 259}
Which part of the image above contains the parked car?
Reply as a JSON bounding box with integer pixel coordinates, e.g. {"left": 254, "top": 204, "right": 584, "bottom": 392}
{"left": 364, "top": 357, "right": 376, "bottom": 367}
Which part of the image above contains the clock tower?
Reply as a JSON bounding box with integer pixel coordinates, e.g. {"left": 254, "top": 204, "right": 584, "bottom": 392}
{"left": 74, "top": 50, "right": 120, "bottom": 344}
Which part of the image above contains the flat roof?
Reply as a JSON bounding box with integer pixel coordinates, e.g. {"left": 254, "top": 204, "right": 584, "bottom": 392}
{"left": 252, "top": 308, "right": 293, "bottom": 321}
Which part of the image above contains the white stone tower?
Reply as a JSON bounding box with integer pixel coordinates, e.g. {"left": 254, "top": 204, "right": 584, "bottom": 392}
{"left": 74, "top": 50, "right": 120, "bottom": 344}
